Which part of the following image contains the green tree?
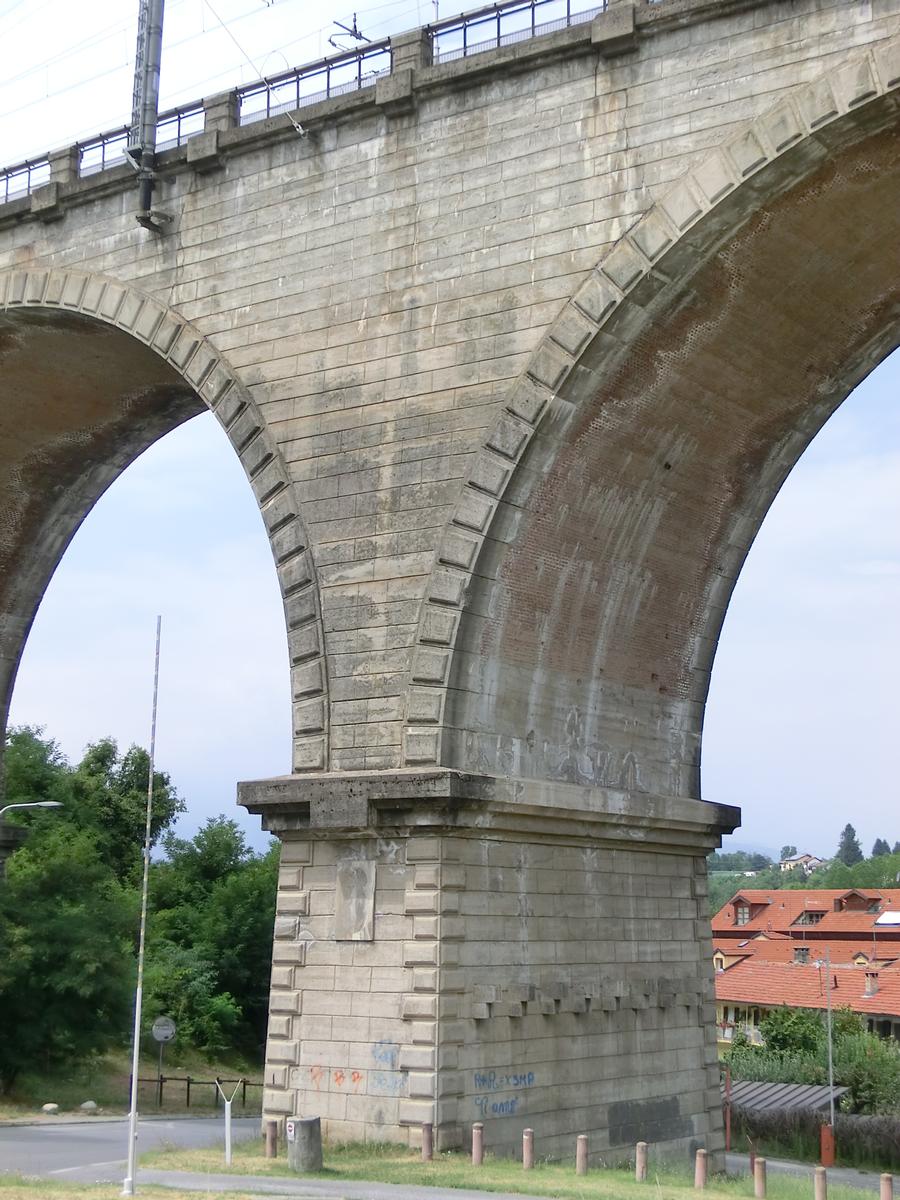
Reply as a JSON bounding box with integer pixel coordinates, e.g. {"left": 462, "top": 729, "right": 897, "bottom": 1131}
{"left": 836, "top": 823, "right": 863, "bottom": 867}
{"left": 0, "top": 826, "right": 135, "bottom": 1092}
{"left": 780, "top": 845, "right": 798, "bottom": 861}
{"left": 70, "top": 738, "right": 184, "bottom": 882}
{"left": 759, "top": 1006, "right": 824, "bottom": 1056}
{"left": 146, "top": 818, "right": 278, "bottom": 1056}
{"left": 871, "top": 838, "right": 891, "bottom": 857}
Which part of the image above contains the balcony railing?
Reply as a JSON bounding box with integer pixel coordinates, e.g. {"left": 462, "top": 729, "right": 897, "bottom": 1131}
{"left": 237, "top": 42, "right": 392, "bottom": 125}
{"left": 431, "top": 0, "right": 605, "bottom": 64}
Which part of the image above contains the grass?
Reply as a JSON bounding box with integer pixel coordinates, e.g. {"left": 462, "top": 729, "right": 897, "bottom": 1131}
{"left": 0, "top": 1180, "right": 261, "bottom": 1200}
{"left": 0, "top": 1047, "right": 262, "bottom": 1120}
{"left": 141, "top": 1138, "right": 881, "bottom": 1200}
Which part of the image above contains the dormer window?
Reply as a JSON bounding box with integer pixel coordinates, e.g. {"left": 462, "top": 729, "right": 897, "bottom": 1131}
{"left": 735, "top": 903, "right": 750, "bottom": 926}
{"left": 793, "top": 911, "right": 824, "bottom": 926}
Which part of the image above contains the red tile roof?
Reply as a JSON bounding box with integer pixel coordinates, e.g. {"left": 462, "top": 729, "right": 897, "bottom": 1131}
{"left": 715, "top": 959, "right": 900, "bottom": 1019}
{"left": 712, "top": 889, "right": 900, "bottom": 940}
{"left": 712, "top": 937, "right": 898, "bottom": 967}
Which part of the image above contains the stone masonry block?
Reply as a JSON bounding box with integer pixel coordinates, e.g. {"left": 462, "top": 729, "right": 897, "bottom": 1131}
{"left": 404, "top": 940, "right": 439, "bottom": 967}
{"left": 406, "top": 689, "right": 443, "bottom": 724}
{"left": 601, "top": 239, "right": 647, "bottom": 292}
{"left": 659, "top": 180, "right": 703, "bottom": 232}
{"left": 550, "top": 305, "right": 597, "bottom": 358}
{"left": 727, "top": 130, "right": 769, "bottom": 178}
{"left": 630, "top": 211, "right": 674, "bottom": 263}
{"left": 574, "top": 271, "right": 621, "bottom": 324}
{"left": 468, "top": 452, "right": 511, "bottom": 497}
{"left": 692, "top": 151, "right": 736, "bottom": 204}
{"left": 591, "top": 4, "right": 636, "bottom": 56}
{"left": 874, "top": 40, "right": 900, "bottom": 89}
{"left": 799, "top": 78, "right": 839, "bottom": 129}
{"left": 763, "top": 102, "right": 805, "bottom": 154}
{"left": 414, "top": 865, "right": 440, "bottom": 889}
{"left": 835, "top": 58, "right": 878, "bottom": 109}
{"left": 407, "top": 839, "right": 441, "bottom": 864}
{"left": 269, "top": 990, "right": 302, "bottom": 1014}
{"left": 428, "top": 570, "right": 466, "bottom": 607}
{"left": 527, "top": 340, "right": 572, "bottom": 392}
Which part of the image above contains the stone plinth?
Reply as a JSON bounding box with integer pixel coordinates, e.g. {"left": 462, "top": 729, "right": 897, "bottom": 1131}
{"left": 241, "top": 771, "right": 737, "bottom": 1162}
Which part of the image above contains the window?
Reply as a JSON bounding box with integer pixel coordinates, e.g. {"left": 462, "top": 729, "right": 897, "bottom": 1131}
{"left": 793, "top": 911, "right": 824, "bottom": 926}
{"left": 735, "top": 903, "right": 750, "bottom": 926}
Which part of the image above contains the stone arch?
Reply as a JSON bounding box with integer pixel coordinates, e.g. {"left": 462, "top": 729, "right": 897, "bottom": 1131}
{"left": 0, "top": 269, "right": 328, "bottom": 774}
{"left": 402, "top": 36, "right": 900, "bottom": 776}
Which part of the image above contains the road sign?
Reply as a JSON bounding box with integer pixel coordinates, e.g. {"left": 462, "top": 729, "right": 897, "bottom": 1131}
{"left": 151, "top": 1016, "right": 176, "bottom": 1043}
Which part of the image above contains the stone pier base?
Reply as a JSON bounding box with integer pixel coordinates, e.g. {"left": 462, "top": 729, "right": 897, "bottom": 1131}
{"left": 240, "top": 772, "right": 738, "bottom": 1163}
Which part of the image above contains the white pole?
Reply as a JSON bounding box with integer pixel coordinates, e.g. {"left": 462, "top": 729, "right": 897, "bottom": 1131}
{"left": 122, "top": 615, "right": 162, "bottom": 1197}
{"left": 215, "top": 1078, "right": 242, "bottom": 1167}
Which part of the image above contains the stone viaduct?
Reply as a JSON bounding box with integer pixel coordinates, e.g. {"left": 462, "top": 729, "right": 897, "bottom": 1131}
{"left": 1, "top": 0, "right": 898, "bottom": 1164}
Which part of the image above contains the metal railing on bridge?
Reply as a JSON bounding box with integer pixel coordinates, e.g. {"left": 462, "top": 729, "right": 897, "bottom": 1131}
{"left": 237, "top": 41, "right": 392, "bottom": 126}
{"left": 1, "top": 0, "right": 627, "bottom": 204}
{"left": 77, "top": 102, "right": 206, "bottom": 178}
{"left": 1, "top": 157, "right": 51, "bottom": 204}
{"left": 431, "top": 0, "right": 606, "bottom": 64}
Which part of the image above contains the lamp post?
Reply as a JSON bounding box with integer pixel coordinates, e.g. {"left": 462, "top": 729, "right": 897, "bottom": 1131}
{"left": 0, "top": 801, "right": 64, "bottom": 818}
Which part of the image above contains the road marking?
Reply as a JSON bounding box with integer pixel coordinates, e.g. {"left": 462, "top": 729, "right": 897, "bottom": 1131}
{"left": 48, "top": 1158, "right": 125, "bottom": 1175}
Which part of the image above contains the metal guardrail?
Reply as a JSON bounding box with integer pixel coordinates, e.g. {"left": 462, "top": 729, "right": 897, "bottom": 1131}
{"left": 237, "top": 41, "right": 392, "bottom": 125}
{"left": 78, "top": 103, "right": 205, "bottom": 178}
{"left": 431, "top": 0, "right": 605, "bottom": 63}
{"left": 1, "top": 0, "right": 620, "bottom": 203}
{"left": 1, "top": 157, "right": 51, "bottom": 204}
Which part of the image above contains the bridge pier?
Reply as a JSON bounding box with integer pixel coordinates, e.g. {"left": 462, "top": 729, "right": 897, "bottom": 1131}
{"left": 242, "top": 772, "right": 736, "bottom": 1161}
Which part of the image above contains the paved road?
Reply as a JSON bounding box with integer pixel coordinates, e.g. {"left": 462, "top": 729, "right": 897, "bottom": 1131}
{"left": 0, "top": 1121, "right": 888, "bottom": 1198}
{"left": 0, "top": 1115, "right": 258, "bottom": 1181}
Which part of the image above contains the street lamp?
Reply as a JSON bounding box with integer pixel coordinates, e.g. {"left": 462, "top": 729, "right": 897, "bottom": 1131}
{"left": 0, "top": 802, "right": 64, "bottom": 818}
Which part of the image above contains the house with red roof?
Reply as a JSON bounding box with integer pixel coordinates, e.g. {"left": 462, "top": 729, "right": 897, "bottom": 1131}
{"left": 711, "top": 889, "right": 900, "bottom": 1049}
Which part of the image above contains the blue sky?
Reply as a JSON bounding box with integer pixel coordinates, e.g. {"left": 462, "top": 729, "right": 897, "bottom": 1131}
{"left": 1, "top": 0, "right": 897, "bottom": 857}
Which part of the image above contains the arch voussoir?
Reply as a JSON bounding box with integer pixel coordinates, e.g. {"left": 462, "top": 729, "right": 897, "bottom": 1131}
{"left": 0, "top": 267, "right": 329, "bottom": 773}
{"left": 402, "top": 34, "right": 900, "bottom": 769}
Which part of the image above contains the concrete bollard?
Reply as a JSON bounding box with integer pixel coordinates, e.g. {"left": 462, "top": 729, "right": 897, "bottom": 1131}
{"left": 286, "top": 1115, "right": 322, "bottom": 1173}
{"left": 815, "top": 1166, "right": 827, "bottom": 1200}
{"left": 264, "top": 1119, "right": 278, "bottom": 1159}
{"left": 472, "top": 1122, "right": 484, "bottom": 1167}
{"left": 523, "top": 1127, "right": 534, "bottom": 1170}
{"left": 754, "top": 1156, "right": 767, "bottom": 1199}
{"left": 422, "top": 1122, "right": 433, "bottom": 1162}
{"left": 695, "top": 1148, "right": 708, "bottom": 1190}
{"left": 636, "top": 1141, "right": 648, "bottom": 1182}
{"left": 576, "top": 1134, "right": 588, "bottom": 1176}
{"left": 881, "top": 1176, "right": 893, "bottom": 1200}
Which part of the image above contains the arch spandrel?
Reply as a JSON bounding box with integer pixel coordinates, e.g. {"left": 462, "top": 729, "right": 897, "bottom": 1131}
{"left": 0, "top": 270, "right": 328, "bottom": 774}
{"left": 403, "top": 38, "right": 900, "bottom": 790}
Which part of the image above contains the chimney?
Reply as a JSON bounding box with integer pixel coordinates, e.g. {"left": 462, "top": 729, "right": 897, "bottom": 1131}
{"left": 864, "top": 971, "right": 879, "bottom": 997}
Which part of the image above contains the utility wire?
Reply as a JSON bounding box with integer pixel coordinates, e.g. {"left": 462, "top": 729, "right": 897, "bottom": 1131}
{"left": 201, "top": 0, "right": 306, "bottom": 134}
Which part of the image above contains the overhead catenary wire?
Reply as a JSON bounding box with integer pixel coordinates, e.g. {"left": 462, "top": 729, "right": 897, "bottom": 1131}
{"left": 0, "top": 0, "right": 434, "bottom": 167}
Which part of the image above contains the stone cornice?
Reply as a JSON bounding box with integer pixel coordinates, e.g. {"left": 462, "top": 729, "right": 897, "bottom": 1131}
{"left": 239, "top": 768, "right": 739, "bottom": 849}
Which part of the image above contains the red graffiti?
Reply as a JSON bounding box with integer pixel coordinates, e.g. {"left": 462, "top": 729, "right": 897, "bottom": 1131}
{"left": 334, "top": 1070, "right": 345, "bottom": 1087}
{"left": 310, "top": 1065, "right": 325, "bottom": 1091}
{"left": 351, "top": 1071, "right": 363, "bottom": 1091}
